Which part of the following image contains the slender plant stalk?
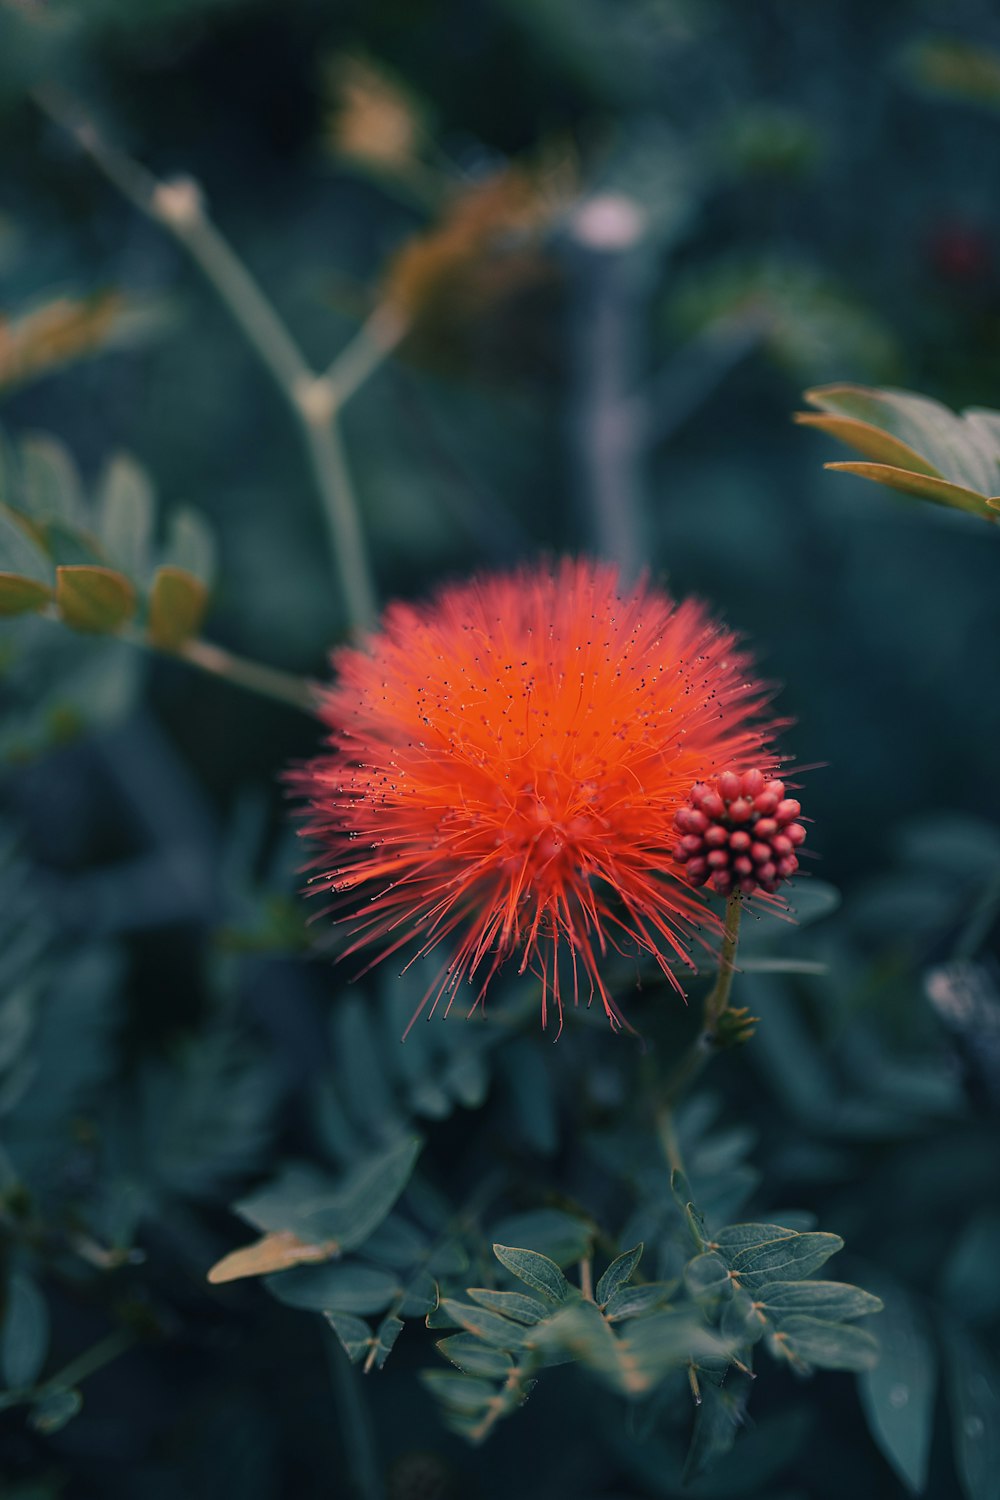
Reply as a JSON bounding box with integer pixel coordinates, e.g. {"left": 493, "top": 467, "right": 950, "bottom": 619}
{"left": 109, "top": 623, "right": 315, "bottom": 713}
{"left": 323, "top": 304, "right": 409, "bottom": 405}
{"left": 657, "top": 893, "right": 744, "bottom": 1117}
{"left": 174, "top": 638, "right": 315, "bottom": 713}
{"left": 34, "top": 87, "right": 387, "bottom": 635}
{"left": 325, "top": 1330, "right": 385, "bottom": 1500}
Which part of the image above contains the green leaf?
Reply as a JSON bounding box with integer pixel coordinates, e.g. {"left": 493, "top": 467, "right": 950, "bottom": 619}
{"left": 237, "top": 1137, "right": 422, "bottom": 1254}
{"left": 685, "top": 1251, "right": 734, "bottom": 1304}
{"left": 419, "top": 1369, "right": 494, "bottom": 1415}
{"left": 56, "top": 565, "right": 136, "bottom": 634}
{"left": 0, "top": 575, "right": 52, "bottom": 617}
{"left": 164, "top": 506, "right": 216, "bottom": 585}
{"left": 1, "top": 1273, "right": 49, "bottom": 1389}
{"left": 370, "top": 1314, "right": 404, "bottom": 1368}
{"left": 759, "top": 1280, "right": 883, "bottom": 1322}
{"left": 493, "top": 1244, "right": 573, "bottom": 1303}
{"left": 438, "top": 1333, "right": 515, "bottom": 1378}
{"left": 28, "top": 1386, "right": 82, "bottom": 1434}
{"left": 826, "top": 462, "right": 997, "bottom": 519}
{"left": 858, "top": 1278, "right": 936, "bottom": 1495}
{"left": 325, "top": 1312, "right": 371, "bottom": 1363}
{"left": 467, "top": 1287, "right": 551, "bottom": 1324}
{"left": 723, "top": 1228, "right": 844, "bottom": 1291}
{"left": 19, "top": 434, "right": 86, "bottom": 528}
{"left": 798, "top": 383, "right": 1000, "bottom": 519}
{"left": 683, "top": 1372, "right": 754, "bottom": 1483}
{"left": 0, "top": 509, "right": 52, "bottom": 584}
{"left": 96, "top": 453, "right": 154, "bottom": 580}
{"left": 147, "top": 566, "right": 209, "bottom": 649}
{"left": 266, "top": 1262, "right": 399, "bottom": 1314}
{"left": 714, "top": 1222, "right": 801, "bottom": 1253}
{"left": 771, "top": 1314, "right": 879, "bottom": 1372}
{"left": 596, "top": 1244, "right": 643, "bottom": 1307}
{"left": 670, "top": 1168, "right": 708, "bottom": 1250}
{"left": 489, "top": 1209, "right": 593, "bottom": 1266}
{"left": 437, "top": 1299, "right": 526, "bottom": 1350}
{"left": 943, "top": 1326, "right": 1000, "bottom": 1500}
{"left": 603, "top": 1281, "right": 676, "bottom": 1323}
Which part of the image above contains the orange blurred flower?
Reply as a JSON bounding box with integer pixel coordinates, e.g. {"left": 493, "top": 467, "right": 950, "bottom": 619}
{"left": 294, "top": 560, "right": 783, "bottom": 1033}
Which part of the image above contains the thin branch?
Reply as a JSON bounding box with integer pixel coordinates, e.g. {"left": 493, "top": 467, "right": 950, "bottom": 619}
{"left": 163, "top": 635, "right": 316, "bottom": 714}
{"left": 325, "top": 1330, "right": 385, "bottom": 1500}
{"left": 646, "top": 311, "right": 768, "bottom": 448}
{"left": 35, "top": 86, "right": 379, "bottom": 634}
{"left": 658, "top": 894, "right": 744, "bottom": 1107}
{"left": 323, "top": 303, "right": 409, "bottom": 406}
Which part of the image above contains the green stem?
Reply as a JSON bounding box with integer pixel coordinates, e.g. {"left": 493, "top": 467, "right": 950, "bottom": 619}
{"left": 658, "top": 893, "right": 744, "bottom": 1110}
{"left": 323, "top": 304, "right": 408, "bottom": 406}
{"left": 43, "top": 1327, "right": 135, "bottom": 1394}
{"left": 703, "top": 893, "right": 743, "bottom": 1035}
{"left": 325, "top": 1330, "right": 385, "bottom": 1500}
{"left": 175, "top": 636, "right": 316, "bottom": 714}
{"left": 35, "top": 87, "right": 380, "bottom": 635}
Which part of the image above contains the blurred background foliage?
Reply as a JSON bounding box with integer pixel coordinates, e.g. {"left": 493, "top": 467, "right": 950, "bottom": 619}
{"left": 1, "top": 0, "right": 999, "bottom": 1497}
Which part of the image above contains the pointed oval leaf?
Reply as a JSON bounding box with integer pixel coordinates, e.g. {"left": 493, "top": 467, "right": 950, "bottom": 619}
{"left": 56, "top": 565, "right": 136, "bottom": 634}
{"left": 19, "top": 434, "right": 86, "bottom": 527}
{"left": 0, "top": 508, "right": 52, "bottom": 583}
{"left": 370, "top": 1314, "right": 404, "bottom": 1369}
{"left": 1, "top": 1272, "right": 50, "bottom": 1389}
{"left": 419, "top": 1369, "right": 494, "bottom": 1415}
{"left": 760, "top": 1280, "right": 884, "bottom": 1322}
{"left": 207, "top": 1228, "right": 338, "bottom": 1285}
{"left": 772, "top": 1314, "right": 879, "bottom": 1372}
{"left": 165, "top": 506, "right": 216, "bottom": 585}
{"left": 147, "top": 566, "right": 209, "bottom": 650}
{"left": 728, "top": 1231, "right": 843, "bottom": 1290}
{"left": 325, "top": 1311, "right": 371, "bottom": 1363}
{"left": 596, "top": 1244, "right": 643, "bottom": 1308}
{"left": 603, "top": 1281, "right": 677, "bottom": 1323}
{"left": 468, "top": 1287, "right": 551, "bottom": 1324}
{"left": 28, "top": 1386, "right": 82, "bottom": 1434}
{"left": 685, "top": 1251, "right": 734, "bottom": 1303}
{"left": 96, "top": 453, "right": 154, "bottom": 579}
{"left": 825, "top": 462, "right": 996, "bottom": 518}
{"left": 714, "top": 1222, "right": 800, "bottom": 1253}
{"left": 437, "top": 1299, "right": 526, "bottom": 1350}
{"left": 0, "top": 574, "right": 52, "bottom": 617}
{"left": 943, "top": 1326, "right": 1000, "bottom": 1500}
{"left": 267, "top": 1261, "right": 399, "bottom": 1314}
{"left": 493, "top": 1244, "right": 573, "bottom": 1303}
{"left": 860, "top": 1281, "right": 937, "bottom": 1494}
{"left": 794, "top": 411, "right": 943, "bottom": 476}
{"left": 437, "top": 1333, "right": 515, "bottom": 1378}
{"left": 803, "top": 384, "right": 1000, "bottom": 492}
{"left": 303, "top": 1136, "right": 422, "bottom": 1251}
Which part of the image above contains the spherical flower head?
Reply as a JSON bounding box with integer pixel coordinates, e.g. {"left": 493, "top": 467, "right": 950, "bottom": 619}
{"left": 673, "top": 768, "right": 806, "bottom": 897}
{"left": 292, "top": 560, "right": 785, "bottom": 1034}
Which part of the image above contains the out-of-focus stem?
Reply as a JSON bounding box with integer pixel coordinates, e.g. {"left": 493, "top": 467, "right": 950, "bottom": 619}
{"left": 165, "top": 636, "right": 315, "bottom": 714}
{"left": 34, "top": 86, "right": 382, "bottom": 634}
{"left": 326, "top": 1330, "right": 385, "bottom": 1500}
{"left": 323, "top": 303, "right": 409, "bottom": 405}
{"left": 108, "top": 621, "right": 314, "bottom": 713}
{"left": 565, "top": 195, "right": 651, "bottom": 583}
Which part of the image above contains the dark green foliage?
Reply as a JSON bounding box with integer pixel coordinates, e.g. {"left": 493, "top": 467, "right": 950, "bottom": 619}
{"left": 2, "top": 1, "right": 1000, "bottom": 1497}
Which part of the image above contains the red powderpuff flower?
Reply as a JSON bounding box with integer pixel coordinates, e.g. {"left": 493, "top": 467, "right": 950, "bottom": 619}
{"left": 292, "top": 559, "right": 784, "bottom": 1034}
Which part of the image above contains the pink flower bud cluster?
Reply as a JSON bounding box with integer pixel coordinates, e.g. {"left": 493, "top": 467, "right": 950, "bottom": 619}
{"left": 673, "top": 768, "right": 806, "bottom": 897}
